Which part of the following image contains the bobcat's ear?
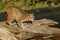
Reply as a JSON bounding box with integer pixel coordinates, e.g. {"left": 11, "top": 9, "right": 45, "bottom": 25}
{"left": 31, "top": 12, "right": 34, "bottom": 15}
{"left": 30, "top": 13, "right": 34, "bottom": 18}
{"left": 30, "top": 13, "right": 33, "bottom": 15}
{"left": 29, "top": 12, "right": 34, "bottom": 16}
{"left": 31, "top": 12, "right": 34, "bottom": 14}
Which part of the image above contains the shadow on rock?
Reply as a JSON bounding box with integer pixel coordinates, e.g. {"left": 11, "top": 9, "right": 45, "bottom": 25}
{"left": 0, "top": 12, "right": 7, "bottom": 22}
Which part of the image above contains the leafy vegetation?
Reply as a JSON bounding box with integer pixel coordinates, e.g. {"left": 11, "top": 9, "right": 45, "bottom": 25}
{"left": 0, "top": 0, "right": 60, "bottom": 12}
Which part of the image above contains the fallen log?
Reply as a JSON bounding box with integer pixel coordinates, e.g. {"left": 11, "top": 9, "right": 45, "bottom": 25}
{"left": 0, "top": 19, "right": 60, "bottom": 40}
{"left": 0, "top": 27, "right": 18, "bottom": 40}
{"left": 1, "top": 19, "right": 60, "bottom": 34}
{"left": 21, "top": 19, "right": 59, "bottom": 34}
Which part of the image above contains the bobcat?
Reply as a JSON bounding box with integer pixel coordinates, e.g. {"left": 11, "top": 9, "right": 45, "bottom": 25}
{"left": 6, "top": 6, "right": 34, "bottom": 30}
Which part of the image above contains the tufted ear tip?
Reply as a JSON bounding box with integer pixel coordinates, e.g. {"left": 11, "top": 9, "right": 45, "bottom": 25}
{"left": 30, "top": 13, "right": 34, "bottom": 15}
{"left": 31, "top": 12, "right": 34, "bottom": 14}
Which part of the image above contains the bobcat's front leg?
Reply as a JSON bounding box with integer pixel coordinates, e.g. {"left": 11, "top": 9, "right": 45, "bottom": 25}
{"left": 19, "top": 22, "right": 25, "bottom": 30}
{"left": 17, "top": 20, "right": 25, "bottom": 30}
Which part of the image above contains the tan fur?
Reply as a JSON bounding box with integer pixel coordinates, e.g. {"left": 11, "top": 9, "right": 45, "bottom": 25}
{"left": 6, "top": 6, "right": 34, "bottom": 30}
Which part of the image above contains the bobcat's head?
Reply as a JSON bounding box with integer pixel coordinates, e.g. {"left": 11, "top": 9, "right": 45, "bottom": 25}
{"left": 28, "top": 13, "right": 34, "bottom": 21}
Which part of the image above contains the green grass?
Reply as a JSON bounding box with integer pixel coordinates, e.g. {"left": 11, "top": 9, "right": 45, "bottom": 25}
{"left": 0, "top": 1, "right": 60, "bottom": 12}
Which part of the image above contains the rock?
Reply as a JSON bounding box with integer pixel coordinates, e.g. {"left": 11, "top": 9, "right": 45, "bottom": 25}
{"left": 16, "top": 31, "right": 53, "bottom": 40}
{"left": 0, "top": 19, "right": 59, "bottom": 40}
{"left": 0, "top": 19, "right": 59, "bottom": 34}
{"left": 32, "top": 19, "right": 58, "bottom": 26}
{"left": 21, "top": 19, "right": 59, "bottom": 34}
{"left": 0, "top": 27, "right": 18, "bottom": 40}
{"left": 16, "top": 31, "right": 37, "bottom": 40}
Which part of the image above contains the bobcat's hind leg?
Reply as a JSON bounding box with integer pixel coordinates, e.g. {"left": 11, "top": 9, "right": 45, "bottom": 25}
{"left": 6, "top": 16, "right": 14, "bottom": 26}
